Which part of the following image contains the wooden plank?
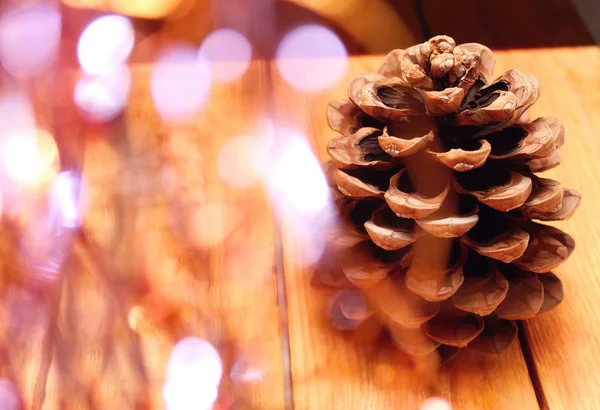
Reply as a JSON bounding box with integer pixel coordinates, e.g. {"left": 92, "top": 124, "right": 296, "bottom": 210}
{"left": 493, "top": 47, "right": 600, "bottom": 410}
{"left": 422, "top": 0, "right": 594, "bottom": 48}
{"left": 271, "top": 55, "right": 539, "bottom": 410}
{"left": 2, "top": 62, "right": 285, "bottom": 409}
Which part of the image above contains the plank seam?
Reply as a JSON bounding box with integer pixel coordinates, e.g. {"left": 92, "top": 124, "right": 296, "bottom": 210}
{"left": 274, "top": 223, "right": 295, "bottom": 410}
{"left": 517, "top": 322, "right": 549, "bottom": 410}
{"left": 265, "top": 56, "right": 295, "bottom": 410}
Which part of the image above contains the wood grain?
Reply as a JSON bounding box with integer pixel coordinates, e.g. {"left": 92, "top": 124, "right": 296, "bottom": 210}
{"left": 271, "top": 55, "right": 539, "bottom": 410}
{"left": 8, "top": 43, "right": 600, "bottom": 410}
{"left": 4, "top": 62, "right": 285, "bottom": 409}
{"left": 494, "top": 47, "right": 600, "bottom": 410}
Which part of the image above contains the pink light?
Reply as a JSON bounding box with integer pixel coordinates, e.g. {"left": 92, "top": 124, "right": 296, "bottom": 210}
{"left": 5, "top": 288, "right": 49, "bottom": 331}
{"left": 0, "top": 5, "right": 61, "bottom": 78}
{"left": 151, "top": 45, "right": 212, "bottom": 122}
{"left": 74, "top": 65, "right": 131, "bottom": 123}
{"left": 77, "top": 15, "right": 134, "bottom": 75}
{"left": 0, "top": 93, "right": 35, "bottom": 135}
{"left": 265, "top": 130, "right": 331, "bottom": 266}
{"left": 295, "top": 229, "right": 327, "bottom": 266}
{"left": 163, "top": 338, "right": 222, "bottom": 410}
{"left": 198, "top": 29, "right": 252, "bottom": 83}
{"left": 20, "top": 217, "right": 75, "bottom": 282}
{"left": 0, "top": 379, "right": 19, "bottom": 410}
{"left": 267, "top": 136, "right": 328, "bottom": 214}
{"left": 230, "top": 358, "right": 263, "bottom": 383}
{"left": 49, "top": 171, "right": 87, "bottom": 229}
{"left": 17, "top": 172, "right": 82, "bottom": 283}
{"left": 276, "top": 25, "right": 348, "bottom": 92}
{"left": 421, "top": 397, "right": 453, "bottom": 410}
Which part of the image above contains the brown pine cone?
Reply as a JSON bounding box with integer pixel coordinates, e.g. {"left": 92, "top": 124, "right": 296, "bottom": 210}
{"left": 319, "top": 35, "right": 581, "bottom": 357}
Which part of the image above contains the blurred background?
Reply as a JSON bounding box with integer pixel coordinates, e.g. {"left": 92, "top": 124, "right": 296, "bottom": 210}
{"left": 0, "top": 0, "right": 596, "bottom": 409}
{"left": 59, "top": 0, "right": 598, "bottom": 57}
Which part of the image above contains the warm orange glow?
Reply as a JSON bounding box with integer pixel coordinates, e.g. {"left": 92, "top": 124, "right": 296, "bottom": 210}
{"left": 2, "top": 128, "right": 59, "bottom": 189}
{"left": 112, "top": 0, "right": 182, "bottom": 19}
{"left": 284, "top": 0, "right": 417, "bottom": 51}
{"left": 189, "top": 202, "right": 240, "bottom": 248}
{"left": 128, "top": 305, "right": 146, "bottom": 333}
{"left": 374, "top": 363, "right": 396, "bottom": 385}
{"left": 62, "top": 0, "right": 105, "bottom": 8}
{"left": 62, "top": 0, "right": 187, "bottom": 19}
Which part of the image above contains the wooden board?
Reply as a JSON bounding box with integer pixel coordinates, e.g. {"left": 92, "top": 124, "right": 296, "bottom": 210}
{"left": 494, "top": 47, "right": 600, "bottom": 410}
{"left": 270, "top": 55, "right": 539, "bottom": 410}
{"left": 3, "top": 62, "right": 285, "bottom": 409}
{"left": 7, "top": 41, "right": 600, "bottom": 410}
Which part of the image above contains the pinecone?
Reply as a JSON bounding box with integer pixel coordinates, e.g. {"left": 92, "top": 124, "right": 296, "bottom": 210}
{"left": 319, "top": 35, "right": 581, "bottom": 357}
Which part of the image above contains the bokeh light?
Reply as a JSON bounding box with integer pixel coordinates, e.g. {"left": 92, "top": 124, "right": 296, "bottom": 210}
{"left": 267, "top": 136, "right": 328, "bottom": 214}
{"left": 198, "top": 29, "right": 252, "bottom": 83}
{"left": 151, "top": 45, "right": 212, "bottom": 122}
{"left": 0, "top": 5, "right": 61, "bottom": 78}
{"left": 0, "top": 379, "right": 19, "bottom": 410}
{"left": 421, "top": 397, "right": 453, "bottom": 410}
{"left": 49, "top": 171, "right": 87, "bottom": 229}
{"left": 0, "top": 93, "right": 59, "bottom": 202}
{"left": 77, "top": 15, "right": 134, "bottom": 75}
{"left": 163, "top": 338, "right": 222, "bottom": 410}
{"left": 127, "top": 305, "right": 143, "bottom": 329}
{"left": 188, "top": 202, "right": 239, "bottom": 247}
{"left": 265, "top": 130, "right": 330, "bottom": 266}
{"left": 0, "top": 93, "right": 35, "bottom": 134}
{"left": 295, "top": 229, "right": 327, "bottom": 266}
{"left": 230, "top": 357, "right": 263, "bottom": 383}
{"left": 217, "top": 135, "right": 270, "bottom": 188}
{"left": 275, "top": 24, "right": 348, "bottom": 92}
{"left": 374, "top": 363, "right": 397, "bottom": 385}
{"left": 1, "top": 128, "right": 59, "bottom": 189}
{"left": 74, "top": 65, "right": 132, "bottom": 123}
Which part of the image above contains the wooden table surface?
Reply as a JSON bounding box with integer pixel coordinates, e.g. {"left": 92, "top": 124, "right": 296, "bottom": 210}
{"left": 270, "top": 46, "right": 600, "bottom": 410}
{"left": 8, "top": 46, "right": 599, "bottom": 409}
